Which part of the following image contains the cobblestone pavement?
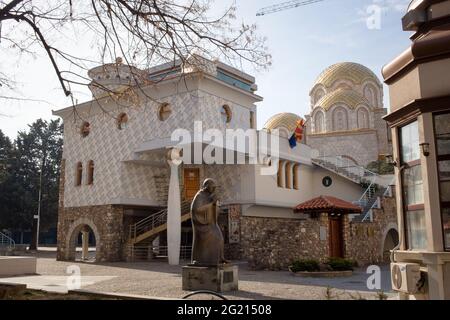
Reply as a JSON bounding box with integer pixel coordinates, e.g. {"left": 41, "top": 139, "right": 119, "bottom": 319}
{"left": 2, "top": 251, "right": 395, "bottom": 300}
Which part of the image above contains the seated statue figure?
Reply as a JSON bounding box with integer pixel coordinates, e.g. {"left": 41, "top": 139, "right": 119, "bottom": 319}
{"left": 190, "top": 178, "right": 228, "bottom": 266}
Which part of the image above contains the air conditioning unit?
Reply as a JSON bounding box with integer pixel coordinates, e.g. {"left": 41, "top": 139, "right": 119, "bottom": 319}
{"left": 391, "top": 262, "right": 421, "bottom": 294}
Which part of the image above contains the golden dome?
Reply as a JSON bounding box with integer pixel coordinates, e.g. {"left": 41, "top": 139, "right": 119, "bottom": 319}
{"left": 313, "top": 62, "right": 381, "bottom": 88}
{"left": 264, "top": 113, "right": 303, "bottom": 133}
{"left": 315, "top": 88, "right": 370, "bottom": 110}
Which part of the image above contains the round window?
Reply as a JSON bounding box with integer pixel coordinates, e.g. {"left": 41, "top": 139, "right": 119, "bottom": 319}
{"left": 322, "top": 176, "right": 332, "bottom": 187}
{"left": 158, "top": 103, "right": 172, "bottom": 121}
{"left": 80, "top": 121, "right": 91, "bottom": 137}
{"left": 221, "top": 105, "right": 232, "bottom": 123}
{"left": 117, "top": 112, "right": 128, "bottom": 130}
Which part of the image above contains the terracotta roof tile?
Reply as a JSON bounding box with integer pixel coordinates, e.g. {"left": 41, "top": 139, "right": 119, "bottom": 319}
{"left": 293, "top": 195, "right": 362, "bottom": 214}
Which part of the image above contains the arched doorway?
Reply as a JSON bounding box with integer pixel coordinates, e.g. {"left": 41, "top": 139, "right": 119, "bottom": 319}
{"left": 66, "top": 218, "right": 100, "bottom": 262}
{"left": 382, "top": 228, "right": 399, "bottom": 262}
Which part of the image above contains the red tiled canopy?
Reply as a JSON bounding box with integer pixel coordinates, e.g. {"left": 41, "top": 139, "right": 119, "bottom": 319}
{"left": 293, "top": 195, "right": 362, "bottom": 214}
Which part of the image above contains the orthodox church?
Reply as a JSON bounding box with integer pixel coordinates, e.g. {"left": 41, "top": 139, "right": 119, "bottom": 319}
{"left": 305, "top": 62, "right": 391, "bottom": 166}
{"left": 53, "top": 56, "right": 397, "bottom": 269}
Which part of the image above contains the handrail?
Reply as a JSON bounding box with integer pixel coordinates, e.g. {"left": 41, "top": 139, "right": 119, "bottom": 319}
{"left": 0, "top": 231, "right": 15, "bottom": 249}
{"left": 361, "top": 177, "right": 396, "bottom": 222}
{"left": 129, "top": 200, "right": 192, "bottom": 241}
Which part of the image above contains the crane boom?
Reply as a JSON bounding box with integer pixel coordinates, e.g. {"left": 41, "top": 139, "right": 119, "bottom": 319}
{"left": 256, "top": 0, "right": 325, "bottom": 16}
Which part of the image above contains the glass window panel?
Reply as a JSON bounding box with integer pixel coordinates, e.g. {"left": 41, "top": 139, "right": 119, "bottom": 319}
{"left": 440, "top": 160, "right": 450, "bottom": 203}
{"left": 406, "top": 210, "right": 428, "bottom": 250}
{"left": 434, "top": 113, "right": 450, "bottom": 135}
{"left": 402, "top": 165, "right": 423, "bottom": 206}
{"left": 400, "top": 121, "right": 420, "bottom": 163}
{"left": 435, "top": 113, "right": 450, "bottom": 156}
{"left": 443, "top": 207, "right": 450, "bottom": 250}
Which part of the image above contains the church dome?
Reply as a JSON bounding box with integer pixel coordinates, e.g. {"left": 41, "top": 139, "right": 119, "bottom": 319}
{"left": 315, "top": 88, "right": 370, "bottom": 110}
{"left": 312, "top": 62, "right": 381, "bottom": 89}
{"left": 264, "top": 113, "right": 303, "bottom": 133}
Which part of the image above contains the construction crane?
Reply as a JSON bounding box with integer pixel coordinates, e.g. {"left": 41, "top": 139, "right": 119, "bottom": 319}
{"left": 256, "top": 0, "right": 325, "bottom": 16}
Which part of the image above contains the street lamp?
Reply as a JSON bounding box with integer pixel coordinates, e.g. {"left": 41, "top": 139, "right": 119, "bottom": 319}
{"left": 29, "top": 154, "right": 45, "bottom": 251}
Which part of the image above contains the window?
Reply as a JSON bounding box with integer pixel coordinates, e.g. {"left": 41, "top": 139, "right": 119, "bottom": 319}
{"left": 117, "top": 113, "right": 128, "bottom": 130}
{"left": 277, "top": 160, "right": 284, "bottom": 188}
{"left": 221, "top": 105, "right": 232, "bottom": 124}
{"left": 285, "top": 162, "right": 292, "bottom": 189}
{"left": 216, "top": 70, "right": 252, "bottom": 92}
{"left": 434, "top": 112, "right": 450, "bottom": 250}
{"left": 80, "top": 122, "right": 90, "bottom": 137}
{"left": 293, "top": 164, "right": 299, "bottom": 190}
{"left": 314, "top": 111, "right": 325, "bottom": 133}
{"left": 332, "top": 107, "right": 348, "bottom": 131}
{"left": 250, "top": 111, "right": 255, "bottom": 129}
{"left": 87, "top": 160, "right": 94, "bottom": 185}
{"left": 314, "top": 89, "right": 325, "bottom": 105}
{"left": 75, "top": 162, "right": 83, "bottom": 186}
{"left": 357, "top": 107, "right": 370, "bottom": 129}
{"left": 364, "top": 84, "right": 379, "bottom": 107}
{"left": 158, "top": 103, "right": 171, "bottom": 121}
{"left": 400, "top": 120, "right": 427, "bottom": 250}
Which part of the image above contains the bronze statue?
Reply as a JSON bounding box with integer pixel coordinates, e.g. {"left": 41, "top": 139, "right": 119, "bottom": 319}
{"left": 190, "top": 178, "right": 227, "bottom": 266}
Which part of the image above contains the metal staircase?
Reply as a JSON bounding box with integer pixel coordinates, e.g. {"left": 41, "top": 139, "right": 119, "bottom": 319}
{"left": 312, "top": 155, "right": 392, "bottom": 221}
{"left": 128, "top": 201, "right": 192, "bottom": 261}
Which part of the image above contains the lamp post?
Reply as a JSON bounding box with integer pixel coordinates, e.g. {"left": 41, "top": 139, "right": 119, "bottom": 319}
{"left": 29, "top": 153, "right": 45, "bottom": 251}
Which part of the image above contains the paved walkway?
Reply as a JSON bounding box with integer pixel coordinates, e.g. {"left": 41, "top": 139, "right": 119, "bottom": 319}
{"left": 0, "top": 251, "right": 395, "bottom": 300}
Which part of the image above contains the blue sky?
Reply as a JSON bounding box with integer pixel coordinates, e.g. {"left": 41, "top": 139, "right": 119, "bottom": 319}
{"left": 0, "top": 0, "right": 412, "bottom": 138}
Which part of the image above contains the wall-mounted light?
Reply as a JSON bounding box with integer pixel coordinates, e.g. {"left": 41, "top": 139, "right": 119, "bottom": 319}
{"left": 420, "top": 143, "right": 430, "bottom": 157}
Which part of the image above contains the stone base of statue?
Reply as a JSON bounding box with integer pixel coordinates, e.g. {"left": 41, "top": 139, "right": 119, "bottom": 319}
{"left": 182, "top": 263, "right": 238, "bottom": 292}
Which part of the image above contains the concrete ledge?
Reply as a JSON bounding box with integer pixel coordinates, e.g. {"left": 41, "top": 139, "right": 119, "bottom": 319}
{"left": 0, "top": 256, "right": 37, "bottom": 277}
{"left": 289, "top": 270, "right": 353, "bottom": 278}
{"left": 68, "top": 289, "right": 179, "bottom": 300}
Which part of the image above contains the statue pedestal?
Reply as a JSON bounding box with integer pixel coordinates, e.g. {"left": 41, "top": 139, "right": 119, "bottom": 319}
{"left": 182, "top": 264, "right": 238, "bottom": 292}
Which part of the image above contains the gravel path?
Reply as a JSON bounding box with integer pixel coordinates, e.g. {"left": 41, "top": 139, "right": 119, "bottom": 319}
{"left": 21, "top": 251, "right": 395, "bottom": 300}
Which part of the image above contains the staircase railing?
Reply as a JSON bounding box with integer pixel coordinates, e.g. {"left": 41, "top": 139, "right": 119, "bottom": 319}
{"left": 312, "top": 155, "right": 377, "bottom": 184}
{"left": 312, "top": 154, "right": 395, "bottom": 221}
{"left": 360, "top": 177, "right": 396, "bottom": 222}
{"left": 129, "top": 200, "right": 192, "bottom": 242}
{"left": 0, "top": 231, "right": 15, "bottom": 249}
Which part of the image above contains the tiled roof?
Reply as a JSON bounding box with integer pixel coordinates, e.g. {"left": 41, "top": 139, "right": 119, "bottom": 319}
{"left": 263, "top": 113, "right": 303, "bottom": 133}
{"left": 293, "top": 195, "right": 362, "bottom": 214}
{"left": 314, "top": 88, "right": 370, "bottom": 110}
{"left": 313, "top": 62, "right": 381, "bottom": 88}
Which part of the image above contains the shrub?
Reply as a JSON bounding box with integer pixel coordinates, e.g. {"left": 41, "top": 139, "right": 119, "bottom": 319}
{"left": 326, "top": 257, "right": 356, "bottom": 271}
{"left": 290, "top": 259, "right": 320, "bottom": 272}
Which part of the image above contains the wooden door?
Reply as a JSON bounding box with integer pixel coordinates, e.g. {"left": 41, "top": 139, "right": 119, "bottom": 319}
{"left": 329, "top": 216, "right": 344, "bottom": 258}
{"left": 184, "top": 168, "right": 200, "bottom": 200}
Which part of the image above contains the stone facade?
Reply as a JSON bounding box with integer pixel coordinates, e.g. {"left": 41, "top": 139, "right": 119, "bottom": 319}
{"left": 56, "top": 205, "right": 125, "bottom": 262}
{"left": 306, "top": 130, "right": 380, "bottom": 166}
{"left": 232, "top": 196, "right": 398, "bottom": 270}
{"left": 345, "top": 196, "right": 398, "bottom": 265}
{"left": 240, "top": 214, "right": 329, "bottom": 270}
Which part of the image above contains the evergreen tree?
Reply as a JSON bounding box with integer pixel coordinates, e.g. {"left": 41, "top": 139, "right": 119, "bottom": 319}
{"left": 0, "top": 119, "right": 63, "bottom": 233}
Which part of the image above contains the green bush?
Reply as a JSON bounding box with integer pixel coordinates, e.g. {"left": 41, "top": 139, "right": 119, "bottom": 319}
{"left": 366, "top": 160, "right": 394, "bottom": 175}
{"left": 326, "top": 257, "right": 356, "bottom": 271}
{"left": 290, "top": 259, "right": 320, "bottom": 272}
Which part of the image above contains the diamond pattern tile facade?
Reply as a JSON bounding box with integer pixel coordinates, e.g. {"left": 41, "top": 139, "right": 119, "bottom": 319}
{"left": 62, "top": 88, "right": 254, "bottom": 208}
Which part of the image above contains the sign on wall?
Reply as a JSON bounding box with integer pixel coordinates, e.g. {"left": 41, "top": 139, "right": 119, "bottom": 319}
{"left": 228, "top": 205, "right": 241, "bottom": 244}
